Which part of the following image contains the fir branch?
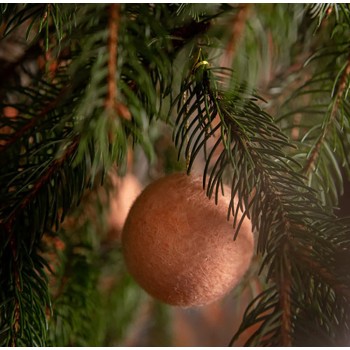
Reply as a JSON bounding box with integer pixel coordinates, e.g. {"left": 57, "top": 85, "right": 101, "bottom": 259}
{"left": 47, "top": 241, "right": 99, "bottom": 346}
{"left": 0, "top": 4, "right": 44, "bottom": 37}
{"left": 308, "top": 4, "right": 350, "bottom": 28}
{"left": 3, "top": 137, "right": 78, "bottom": 226}
{"left": 172, "top": 53, "right": 348, "bottom": 345}
{"left": 308, "top": 4, "right": 334, "bottom": 26}
{"left": 0, "top": 4, "right": 77, "bottom": 47}
{"left": 276, "top": 37, "right": 350, "bottom": 206}
{"left": 229, "top": 286, "right": 280, "bottom": 346}
{"left": 0, "top": 86, "right": 70, "bottom": 153}
{"left": 0, "top": 71, "right": 90, "bottom": 240}
{"left": 303, "top": 51, "right": 350, "bottom": 176}
{"left": 294, "top": 246, "right": 350, "bottom": 300}
{"left": 0, "top": 237, "right": 50, "bottom": 346}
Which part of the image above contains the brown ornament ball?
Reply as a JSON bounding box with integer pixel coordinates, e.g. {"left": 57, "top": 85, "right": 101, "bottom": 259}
{"left": 121, "top": 173, "right": 254, "bottom": 307}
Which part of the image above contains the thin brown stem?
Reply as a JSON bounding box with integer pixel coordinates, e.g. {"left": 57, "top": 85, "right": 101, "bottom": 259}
{"left": 303, "top": 53, "right": 350, "bottom": 176}
{"left": 105, "top": 4, "right": 120, "bottom": 111}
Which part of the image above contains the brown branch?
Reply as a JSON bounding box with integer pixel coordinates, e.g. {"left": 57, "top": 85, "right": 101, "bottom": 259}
{"left": 303, "top": 52, "right": 350, "bottom": 176}
{"left": 105, "top": 4, "right": 120, "bottom": 111}
{"left": 220, "top": 4, "right": 251, "bottom": 68}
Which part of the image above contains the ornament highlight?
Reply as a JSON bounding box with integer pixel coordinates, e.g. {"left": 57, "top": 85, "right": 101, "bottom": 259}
{"left": 122, "top": 173, "right": 254, "bottom": 307}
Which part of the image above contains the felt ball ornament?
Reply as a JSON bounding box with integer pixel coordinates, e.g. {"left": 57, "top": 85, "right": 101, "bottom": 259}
{"left": 121, "top": 173, "right": 254, "bottom": 307}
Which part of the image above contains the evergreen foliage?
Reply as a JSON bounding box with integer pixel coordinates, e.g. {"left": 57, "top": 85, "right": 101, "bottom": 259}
{"left": 0, "top": 3, "right": 350, "bottom": 346}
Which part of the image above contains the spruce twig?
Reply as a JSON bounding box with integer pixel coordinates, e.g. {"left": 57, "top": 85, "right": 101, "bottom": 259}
{"left": 303, "top": 51, "right": 350, "bottom": 175}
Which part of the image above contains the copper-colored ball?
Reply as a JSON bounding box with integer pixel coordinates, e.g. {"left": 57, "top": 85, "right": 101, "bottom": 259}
{"left": 122, "top": 173, "right": 254, "bottom": 307}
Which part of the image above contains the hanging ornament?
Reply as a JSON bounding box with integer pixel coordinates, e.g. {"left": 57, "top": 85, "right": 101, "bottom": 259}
{"left": 121, "top": 173, "right": 254, "bottom": 307}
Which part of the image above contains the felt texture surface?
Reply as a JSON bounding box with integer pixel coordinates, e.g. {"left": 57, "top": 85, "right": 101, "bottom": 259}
{"left": 122, "top": 173, "right": 254, "bottom": 307}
